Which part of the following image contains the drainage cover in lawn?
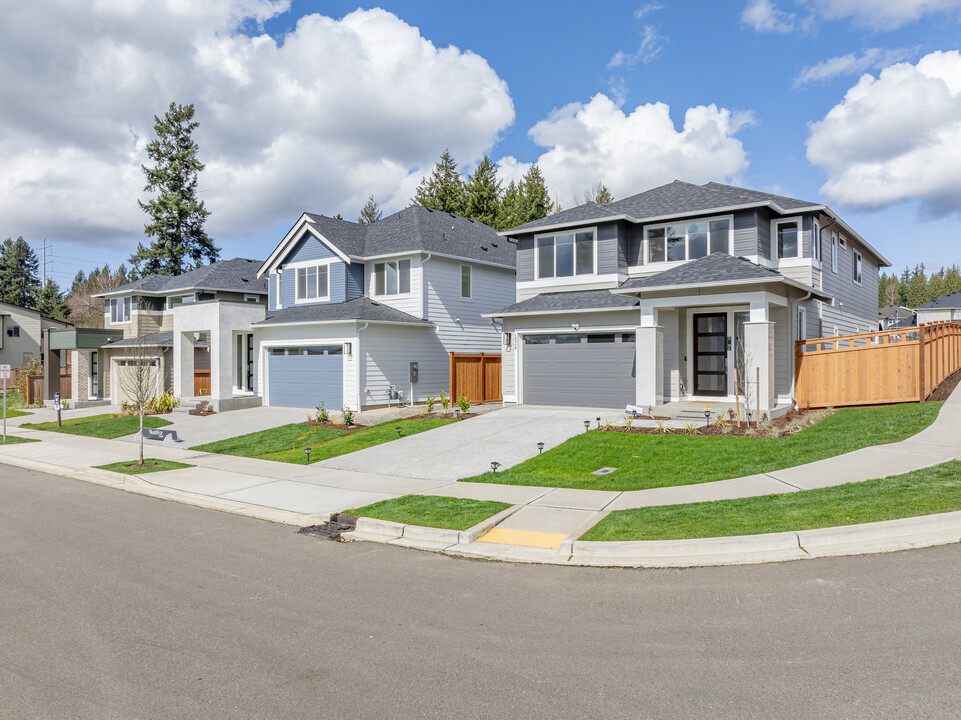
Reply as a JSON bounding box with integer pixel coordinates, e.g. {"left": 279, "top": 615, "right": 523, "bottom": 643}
{"left": 592, "top": 467, "right": 617, "bottom": 475}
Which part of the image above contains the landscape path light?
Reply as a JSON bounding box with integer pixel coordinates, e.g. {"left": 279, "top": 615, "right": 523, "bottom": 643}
{"left": 583, "top": 420, "right": 590, "bottom": 432}
{"left": 396, "top": 426, "right": 402, "bottom": 437}
{"left": 490, "top": 461, "right": 500, "bottom": 473}
{"left": 703, "top": 407, "right": 712, "bottom": 427}
{"left": 537, "top": 442, "right": 544, "bottom": 454}
{"left": 305, "top": 447, "right": 311, "bottom": 464}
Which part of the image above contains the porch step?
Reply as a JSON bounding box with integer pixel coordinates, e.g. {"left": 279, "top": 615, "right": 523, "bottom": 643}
{"left": 174, "top": 397, "right": 207, "bottom": 413}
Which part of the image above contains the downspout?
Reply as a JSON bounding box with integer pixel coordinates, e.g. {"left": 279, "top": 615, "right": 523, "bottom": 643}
{"left": 356, "top": 321, "right": 368, "bottom": 410}
{"left": 420, "top": 252, "right": 432, "bottom": 321}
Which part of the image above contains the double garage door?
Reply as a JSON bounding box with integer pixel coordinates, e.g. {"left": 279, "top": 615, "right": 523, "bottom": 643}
{"left": 522, "top": 332, "right": 636, "bottom": 408}
{"left": 267, "top": 345, "right": 343, "bottom": 409}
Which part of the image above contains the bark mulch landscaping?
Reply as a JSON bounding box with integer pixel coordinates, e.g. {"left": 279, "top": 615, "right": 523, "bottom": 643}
{"left": 604, "top": 408, "right": 833, "bottom": 438}
{"left": 303, "top": 419, "right": 367, "bottom": 429}
{"left": 927, "top": 367, "right": 961, "bottom": 403}
{"left": 403, "top": 412, "right": 478, "bottom": 421}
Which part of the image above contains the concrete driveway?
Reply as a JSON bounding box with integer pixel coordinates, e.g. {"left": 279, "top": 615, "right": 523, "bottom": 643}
{"left": 316, "top": 404, "right": 616, "bottom": 481}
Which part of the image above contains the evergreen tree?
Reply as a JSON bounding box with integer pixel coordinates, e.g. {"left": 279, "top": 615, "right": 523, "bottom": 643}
{"left": 0, "top": 236, "right": 40, "bottom": 308}
{"left": 71, "top": 270, "right": 86, "bottom": 293}
{"left": 518, "top": 164, "right": 552, "bottom": 224}
{"left": 497, "top": 180, "right": 523, "bottom": 231}
{"left": 926, "top": 271, "right": 946, "bottom": 304}
{"left": 358, "top": 196, "right": 382, "bottom": 224}
{"left": 129, "top": 101, "right": 219, "bottom": 277}
{"left": 579, "top": 181, "right": 614, "bottom": 205}
{"left": 905, "top": 265, "right": 928, "bottom": 309}
{"left": 945, "top": 265, "right": 961, "bottom": 294}
{"left": 464, "top": 155, "right": 502, "bottom": 228}
{"left": 413, "top": 149, "right": 465, "bottom": 214}
{"left": 35, "top": 279, "right": 68, "bottom": 321}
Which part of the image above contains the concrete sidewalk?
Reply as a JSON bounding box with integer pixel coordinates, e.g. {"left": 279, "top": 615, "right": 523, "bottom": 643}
{"left": 1, "top": 387, "right": 960, "bottom": 566}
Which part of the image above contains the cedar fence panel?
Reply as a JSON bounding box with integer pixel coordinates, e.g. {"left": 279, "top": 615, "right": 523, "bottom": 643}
{"left": 795, "top": 322, "right": 961, "bottom": 409}
{"left": 449, "top": 352, "right": 501, "bottom": 404}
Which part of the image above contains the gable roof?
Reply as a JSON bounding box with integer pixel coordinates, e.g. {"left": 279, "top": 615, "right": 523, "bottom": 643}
{"left": 95, "top": 258, "right": 267, "bottom": 298}
{"left": 502, "top": 180, "right": 889, "bottom": 267}
{"left": 917, "top": 291, "right": 961, "bottom": 310}
{"left": 0, "top": 300, "right": 73, "bottom": 326}
{"left": 613, "top": 252, "right": 833, "bottom": 302}
{"left": 259, "top": 205, "right": 513, "bottom": 276}
{"left": 253, "top": 296, "right": 432, "bottom": 327}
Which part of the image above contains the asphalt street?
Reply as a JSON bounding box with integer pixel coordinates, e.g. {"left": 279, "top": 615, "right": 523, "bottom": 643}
{"left": 2, "top": 464, "right": 960, "bottom": 719}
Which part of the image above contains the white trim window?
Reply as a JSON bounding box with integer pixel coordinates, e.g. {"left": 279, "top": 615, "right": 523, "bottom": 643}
{"left": 646, "top": 216, "right": 731, "bottom": 264}
{"left": 797, "top": 306, "right": 807, "bottom": 341}
{"left": 536, "top": 228, "right": 596, "bottom": 278}
{"left": 109, "top": 296, "right": 131, "bottom": 324}
{"left": 812, "top": 219, "right": 820, "bottom": 261}
{"left": 460, "top": 265, "right": 472, "bottom": 298}
{"left": 853, "top": 250, "right": 862, "bottom": 285}
{"left": 374, "top": 259, "right": 411, "bottom": 296}
{"left": 296, "top": 264, "right": 330, "bottom": 302}
{"left": 773, "top": 218, "right": 801, "bottom": 259}
{"left": 831, "top": 233, "right": 838, "bottom": 273}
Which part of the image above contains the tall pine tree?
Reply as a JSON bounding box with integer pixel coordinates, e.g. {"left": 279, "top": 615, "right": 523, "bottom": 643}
{"left": 464, "top": 155, "right": 502, "bottom": 228}
{"left": 35, "top": 279, "right": 68, "bottom": 321}
{"left": 0, "top": 237, "right": 40, "bottom": 308}
{"left": 358, "top": 196, "right": 382, "bottom": 224}
{"left": 518, "top": 164, "right": 552, "bottom": 225}
{"left": 497, "top": 181, "right": 522, "bottom": 231}
{"left": 414, "top": 149, "right": 465, "bottom": 214}
{"left": 129, "top": 102, "right": 219, "bottom": 277}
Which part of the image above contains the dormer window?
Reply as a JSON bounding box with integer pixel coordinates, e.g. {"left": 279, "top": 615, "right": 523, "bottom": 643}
{"left": 645, "top": 217, "right": 730, "bottom": 264}
{"left": 296, "top": 264, "right": 330, "bottom": 302}
{"left": 374, "top": 260, "right": 411, "bottom": 296}
{"left": 535, "top": 229, "right": 595, "bottom": 279}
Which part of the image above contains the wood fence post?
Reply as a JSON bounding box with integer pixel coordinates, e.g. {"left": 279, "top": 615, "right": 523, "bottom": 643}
{"left": 918, "top": 324, "right": 926, "bottom": 401}
{"left": 449, "top": 352, "right": 455, "bottom": 402}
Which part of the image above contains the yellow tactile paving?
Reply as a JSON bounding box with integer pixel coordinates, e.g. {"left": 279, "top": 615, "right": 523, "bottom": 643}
{"left": 477, "top": 527, "right": 568, "bottom": 550}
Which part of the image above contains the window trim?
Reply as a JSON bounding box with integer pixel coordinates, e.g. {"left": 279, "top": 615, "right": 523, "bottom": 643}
{"left": 812, "top": 219, "right": 820, "bottom": 262}
{"left": 771, "top": 216, "right": 803, "bottom": 261}
{"left": 372, "top": 258, "right": 412, "bottom": 297}
{"left": 831, "top": 232, "right": 838, "bottom": 273}
{"left": 460, "top": 264, "right": 472, "bottom": 299}
{"left": 534, "top": 226, "right": 598, "bottom": 279}
{"left": 643, "top": 215, "right": 733, "bottom": 266}
{"left": 797, "top": 306, "right": 807, "bottom": 342}
{"left": 108, "top": 296, "right": 132, "bottom": 325}
{"left": 853, "top": 250, "right": 863, "bottom": 286}
{"left": 294, "top": 260, "right": 333, "bottom": 304}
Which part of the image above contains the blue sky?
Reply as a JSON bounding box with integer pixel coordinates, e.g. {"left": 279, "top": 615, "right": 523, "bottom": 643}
{"left": 2, "top": 0, "right": 961, "bottom": 289}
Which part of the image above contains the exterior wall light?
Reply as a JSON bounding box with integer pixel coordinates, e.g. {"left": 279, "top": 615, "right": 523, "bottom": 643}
{"left": 344, "top": 342, "right": 352, "bottom": 357}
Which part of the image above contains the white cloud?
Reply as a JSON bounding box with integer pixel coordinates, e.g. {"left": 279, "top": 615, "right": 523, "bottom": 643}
{"left": 516, "top": 93, "right": 753, "bottom": 204}
{"left": 609, "top": 25, "right": 668, "bottom": 69}
{"left": 811, "top": 0, "right": 961, "bottom": 29}
{"left": 807, "top": 51, "right": 961, "bottom": 216}
{"left": 633, "top": 3, "right": 664, "bottom": 19}
{"left": 794, "top": 47, "right": 917, "bottom": 86}
{"left": 741, "top": 0, "right": 800, "bottom": 33}
{"left": 0, "top": 2, "right": 514, "bottom": 248}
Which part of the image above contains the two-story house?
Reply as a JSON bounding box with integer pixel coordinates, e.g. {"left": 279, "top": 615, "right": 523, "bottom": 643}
{"left": 0, "top": 301, "right": 71, "bottom": 369}
{"left": 88, "top": 258, "right": 267, "bottom": 410}
{"left": 488, "top": 181, "right": 889, "bottom": 413}
{"left": 254, "top": 205, "right": 515, "bottom": 410}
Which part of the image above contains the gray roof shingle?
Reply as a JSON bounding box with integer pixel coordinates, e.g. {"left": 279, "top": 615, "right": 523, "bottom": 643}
{"left": 618, "top": 253, "right": 783, "bottom": 290}
{"left": 917, "top": 291, "right": 961, "bottom": 310}
{"left": 103, "top": 331, "right": 174, "bottom": 348}
{"left": 253, "top": 297, "right": 430, "bottom": 326}
{"left": 98, "top": 258, "right": 267, "bottom": 297}
{"left": 491, "top": 289, "right": 639, "bottom": 316}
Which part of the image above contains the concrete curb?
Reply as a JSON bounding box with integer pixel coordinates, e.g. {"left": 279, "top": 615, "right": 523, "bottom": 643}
{"left": 348, "top": 504, "right": 526, "bottom": 550}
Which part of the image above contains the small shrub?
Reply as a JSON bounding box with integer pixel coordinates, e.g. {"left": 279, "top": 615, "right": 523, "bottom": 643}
{"left": 439, "top": 391, "right": 450, "bottom": 411}
{"left": 712, "top": 415, "right": 730, "bottom": 429}
{"left": 148, "top": 392, "right": 179, "bottom": 414}
{"left": 425, "top": 395, "right": 436, "bottom": 413}
{"left": 456, "top": 395, "right": 471, "bottom": 414}
{"left": 120, "top": 400, "right": 129, "bottom": 413}
{"left": 720, "top": 424, "right": 733, "bottom": 435}
{"left": 683, "top": 421, "right": 699, "bottom": 435}
{"left": 655, "top": 420, "right": 674, "bottom": 434}
{"left": 316, "top": 402, "right": 329, "bottom": 423}
{"left": 341, "top": 406, "right": 355, "bottom": 426}
{"left": 623, "top": 415, "right": 635, "bottom": 429}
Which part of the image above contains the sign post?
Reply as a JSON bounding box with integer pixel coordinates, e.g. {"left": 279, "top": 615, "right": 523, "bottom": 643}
{"left": 0, "top": 364, "right": 10, "bottom": 443}
{"left": 54, "top": 391, "right": 62, "bottom": 428}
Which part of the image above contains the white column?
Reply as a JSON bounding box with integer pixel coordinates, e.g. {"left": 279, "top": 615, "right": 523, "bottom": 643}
{"left": 743, "top": 320, "right": 775, "bottom": 412}
{"left": 636, "top": 324, "right": 664, "bottom": 407}
{"left": 174, "top": 331, "right": 194, "bottom": 397}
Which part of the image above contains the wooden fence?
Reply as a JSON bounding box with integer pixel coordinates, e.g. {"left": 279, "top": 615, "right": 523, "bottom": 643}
{"left": 22, "top": 366, "right": 72, "bottom": 404}
{"left": 194, "top": 370, "right": 211, "bottom": 396}
{"left": 449, "top": 352, "right": 501, "bottom": 404}
{"left": 795, "top": 321, "right": 961, "bottom": 408}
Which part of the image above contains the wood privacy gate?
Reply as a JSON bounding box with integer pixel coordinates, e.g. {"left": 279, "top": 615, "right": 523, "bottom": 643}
{"left": 795, "top": 321, "right": 961, "bottom": 408}
{"left": 449, "top": 352, "right": 501, "bottom": 404}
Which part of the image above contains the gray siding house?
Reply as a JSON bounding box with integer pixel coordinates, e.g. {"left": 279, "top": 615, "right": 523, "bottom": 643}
{"left": 255, "top": 205, "right": 515, "bottom": 410}
{"left": 489, "top": 181, "right": 888, "bottom": 412}
{"left": 0, "top": 301, "right": 71, "bottom": 368}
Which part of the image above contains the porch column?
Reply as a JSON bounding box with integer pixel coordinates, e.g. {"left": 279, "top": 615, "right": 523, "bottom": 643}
{"left": 743, "top": 321, "right": 775, "bottom": 413}
{"left": 175, "top": 331, "right": 194, "bottom": 397}
{"left": 636, "top": 324, "right": 664, "bottom": 407}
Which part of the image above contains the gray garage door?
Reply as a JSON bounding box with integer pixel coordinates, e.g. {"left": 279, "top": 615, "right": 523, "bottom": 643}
{"left": 267, "top": 345, "right": 343, "bottom": 409}
{"left": 522, "top": 332, "right": 636, "bottom": 407}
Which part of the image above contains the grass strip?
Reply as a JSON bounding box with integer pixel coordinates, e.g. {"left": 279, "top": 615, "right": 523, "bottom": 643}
{"left": 192, "top": 418, "right": 455, "bottom": 463}
{"left": 0, "top": 436, "right": 39, "bottom": 445}
{"left": 2, "top": 408, "right": 32, "bottom": 418}
{"left": 581, "top": 460, "right": 961, "bottom": 541}
{"left": 463, "top": 402, "right": 942, "bottom": 491}
{"left": 95, "top": 459, "right": 194, "bottom": 475}
{"left": 21, "top": 413, "right": 172, "bottom": 439}
{"left": 349, "top": 495, "right": 512, "bottom": 531}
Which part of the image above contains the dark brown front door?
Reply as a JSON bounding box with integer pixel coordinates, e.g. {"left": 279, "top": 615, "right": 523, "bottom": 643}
{"left": 694, "top": 313, "right": 728, "bottom": 396}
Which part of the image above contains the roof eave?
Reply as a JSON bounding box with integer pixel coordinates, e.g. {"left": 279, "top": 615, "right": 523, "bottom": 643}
{"left": 482, "top": 305, "right": 638, "bottom": 319}
{"left": 612, "top": 276, "right": 833, "bottom": 303}
{"left": 252, "top": 318, "right": 435, "bottom": 329}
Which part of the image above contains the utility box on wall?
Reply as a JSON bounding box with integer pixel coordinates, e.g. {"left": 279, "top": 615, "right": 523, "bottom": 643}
{"left": 409, "top": 361, "right": 418, "bottom": 383}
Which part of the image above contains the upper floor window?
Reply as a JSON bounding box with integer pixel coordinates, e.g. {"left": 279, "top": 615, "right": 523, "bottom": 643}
{"left": 812, "top": 219, "right": 820, "bottom": 261}
{"left": 774, "top": 219, "right": 800, "bottom": 259}
{"left": 167, "top": 294, "right": 195, "bottom": 309}
{"left": 646, "top": 218, "right": 730, "bottom": 264}
{"left": 536, "top": 229, "right": 595, "bottom": 278}
{"left": 296, "top": 264, "right": 329, "bottom": 302}
{"left": 108, "top": 296, "right": 131, "bottom": 324}
{"left": 374, "top": 259, "right": 411, "bottom": 296}
{"left": 853, "top": 250, "right": 862, "bottom": 285}
{"left": 6, "top": 324, "right": 19, "bottom": 338}
{"left": 460, "top": 265, "right": 472, "bottom": 298}
{"left": 831, "top": 233, "right": 838, "bottom": 273}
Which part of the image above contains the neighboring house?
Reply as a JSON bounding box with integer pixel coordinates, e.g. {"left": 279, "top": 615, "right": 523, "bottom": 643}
{"left": 254, "top": 205, "right": 515, "bottom": 410}
{"left": 0, "top": 301, "right": 71, "bottom": 368}
{"left": 879, "top": 304, "right": 916, "bottom": 330}
{"left": 487, "top": 180, "right": 888, "bottom": 412}
{"left": 84, "top": 258, "right": 268, "bottom": 410}
{"left": 916, "top": 292, "right": 961, "bottom": 324}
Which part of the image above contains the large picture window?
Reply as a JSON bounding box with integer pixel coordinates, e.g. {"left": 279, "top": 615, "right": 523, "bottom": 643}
{"left": 296, "top": 264, "right": 329, "bottom": 301}
{"left": 374, "top": 259, "right": 411, "bottom": 295}
{"left": 646, "top": 218, "right": 731, "bottom": 264}
{"left": 535, "top": 230, "right": 595, "bottom": 278}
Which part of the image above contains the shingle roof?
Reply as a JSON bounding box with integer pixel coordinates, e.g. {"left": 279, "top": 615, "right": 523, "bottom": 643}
{"left": 490, "top": 289, "right": 639, "bottom": 316}
{"left": 507, "top": 180, "right": 820, "bottom": 234}
{"left": 102, "top": 331, "right": 174, "bottom": 348}
{"left": 253, "top": 297, "right": 430, "bottom": 326}
{"left": 618, "top": 253, "right": 783, "bottom": 290}
{"left": 97, "top": 258, "right": 267, "bottom": 297}
{"left": 917, "top": 291, "right": 961, "bottom": 310}
{"left": 291, "top": 205, "right": 513, "bottom": 267}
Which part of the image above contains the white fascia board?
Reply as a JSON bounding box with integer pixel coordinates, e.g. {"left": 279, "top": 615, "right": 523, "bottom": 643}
{"left": 820, "top": 206, "right": 890, "bottom": 267}
{"left": 482, "top": 305, "right": 637, "bottom": 319}
{"left": 259, "top": 213, "right": 352, "bottom": 277}
{"left": 253, "top": 318, "right": 436, "bottom": 329}
{"left": 498, "top": 214, "right": 636, "bottom": 236}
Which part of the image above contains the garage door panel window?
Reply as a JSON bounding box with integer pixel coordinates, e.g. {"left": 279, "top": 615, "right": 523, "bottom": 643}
{"left": 296, "top": 265, "right": 329, "bottom": 302}
{"left": 535, "top": 231, "right": 595, "bottom": 278}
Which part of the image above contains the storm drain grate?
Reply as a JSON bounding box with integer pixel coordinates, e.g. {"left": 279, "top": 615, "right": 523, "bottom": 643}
{"left": 591, "top": 467, "right": 617, "bottom": 475}
{"left": 298, "top": 521, "right": 354, "bottom": 541}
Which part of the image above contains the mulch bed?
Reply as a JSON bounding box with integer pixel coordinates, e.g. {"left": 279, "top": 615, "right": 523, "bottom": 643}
{"left": 404, "top": 412, "right": 478, "bottom": 420}
{"left": 601, "top": 408, "right": 832, "bottom": 438}
{"left": 303, "top": 419, "right": 367, "bottom": 430}
{"left": 927, "top": 367, "right": 961, "bottom": 402}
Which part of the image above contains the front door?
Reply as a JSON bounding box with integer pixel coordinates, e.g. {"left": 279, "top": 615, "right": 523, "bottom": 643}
{"left": 694, "top": 313, "right": 728, "bottom": 396}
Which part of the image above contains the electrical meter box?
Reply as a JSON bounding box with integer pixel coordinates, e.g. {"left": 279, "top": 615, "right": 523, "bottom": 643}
{"left": 409, "top": 362, "right": 418, "bottom": 383}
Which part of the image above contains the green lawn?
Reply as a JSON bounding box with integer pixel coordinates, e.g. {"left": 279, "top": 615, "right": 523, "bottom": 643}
{"left": 349, "top": 495, "right": 512, "bottom": 530}
{"left": 0, "top": 435, "right": 38, "bottom": 445}
{"left": 2, "top": 408, "right": 31, "bottom": 418}
{"left": 463, "top": 402, "right": 943, "bottom": 491}
{"left": 2, "top": 390, "right": 29, "bottom": 416}
{"left": 581, "top": 460, "right": 961, "bottom": 541}
{"left": 95, "top": 459, "right": 194, "bottom": 475}
{"left": 192, "top": 418, "right": 456, "bottom": 463}
{"left": 21, "top": 414, "right": 172, "bottom": 439}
